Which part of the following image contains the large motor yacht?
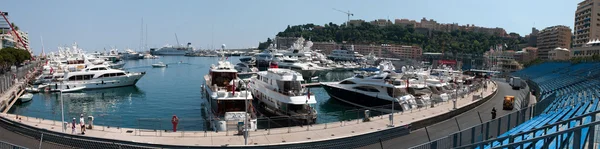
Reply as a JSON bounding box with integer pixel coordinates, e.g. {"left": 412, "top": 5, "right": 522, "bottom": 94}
{"left": 276, "top": 56, "right": 328, "bottom": 79}
{"left": 44, "top": 65, "right": 145, "bottom": 91}
{"left": 321, "top": 71, "right": 417, "bottom": 111}
{"left": 121, "top": 49, "right": 143, "bottom": 60}
{"left": 150, "top": 43, "right": 193, "bottom": 55}
{"left": 202, "top": 46, "right": 257, "bottom": 131}
{"left": 327, "top": 45, "right": 364, "bottom": 62}
{"left": 249, "top": 68, "right": 317, "bottom": 124}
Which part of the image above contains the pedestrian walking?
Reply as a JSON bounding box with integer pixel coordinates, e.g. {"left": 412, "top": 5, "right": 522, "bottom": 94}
{"left": 80, "top": 114, "right": 86, "bottom": 135}
{"left": 72, "top": 118, "right": 77, "bottom": 134}
{"left": 491, "top": 107, "right": 497, "bottom": 119}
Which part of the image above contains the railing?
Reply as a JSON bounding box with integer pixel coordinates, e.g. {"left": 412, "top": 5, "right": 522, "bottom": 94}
{"left": 409, "top": 80, "right": 528, "bottom": 149}
{"left": 454, "top": 110, "right": 599, "bottom": 149}
{"left": 0, "top": 61, "right": 42, "bottom": 95}
{"left": 0, "top": 140, "right": 27, "bottom": 149}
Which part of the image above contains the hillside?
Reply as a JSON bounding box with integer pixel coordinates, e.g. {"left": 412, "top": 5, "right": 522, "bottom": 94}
{"left": 267, "top": 22, "right": 527, "bottom": 54}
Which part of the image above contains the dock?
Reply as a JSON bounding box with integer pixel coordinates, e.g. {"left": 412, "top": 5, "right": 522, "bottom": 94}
{"left": 1, "top": 82, "right": 25, "bottom": 114}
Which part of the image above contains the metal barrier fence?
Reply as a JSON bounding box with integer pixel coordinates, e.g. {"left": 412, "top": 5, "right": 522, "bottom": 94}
{"left": 454, "top": 110, "right": 599, "bottom": 149}
{"left": 0, "top": 140, "right": 27, "bottom": 149}
{"left": 0, "top": 111, "right": 411, "bottom": 149}
{"left": 0, "top": 61, "right": 42, "bottom": 94}
{"left": 409, "top": 104, "right": 535, "bottom": 149}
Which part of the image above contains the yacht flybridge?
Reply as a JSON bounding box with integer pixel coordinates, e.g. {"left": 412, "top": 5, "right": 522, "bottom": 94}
{"left": 249, "top": 68, "right": 317, "bottom": 124}
{"left": 203, "top": 45, "right": 257, "bottom": 131}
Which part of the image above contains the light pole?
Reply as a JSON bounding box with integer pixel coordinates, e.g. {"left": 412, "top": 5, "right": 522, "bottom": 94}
{"left": 243, "top": 80, "right": 248, "bottom": 145}
{"left": 389, "top": 87, "right": 395, "bottom": 127}
{"left": 60, "top": 89, "right": 65, "bottom": 132}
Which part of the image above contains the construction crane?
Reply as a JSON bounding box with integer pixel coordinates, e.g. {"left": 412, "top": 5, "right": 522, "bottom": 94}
{"left": 333, "top": 8, "right": 353, "bottom": 25}
{"left": 0, "top": 11, "right": 27, "bottom": 50}
{"left": 0, "top": 10, "right": 32, "bottom": 60}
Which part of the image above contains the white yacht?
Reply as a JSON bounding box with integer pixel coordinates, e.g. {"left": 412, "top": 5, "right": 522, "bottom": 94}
{"left": 249, "top": 68, "right": 317, "bottom": 124}
{"left": 425, "top": 79, "right": 451, "bottom": 102}
{"left": 202, "top": 47, "right": 257, "bottom": 131}
{"left": 150, "top": 43, "right": 193, "bottom": 55}
{"left": 364, "top": 51, "right": 379, "bottom": 65}
{"left": 327, "top": 45, "right": 364, "bottom": 62}
{"left": 276, "top": 56, "right": 328, "bottom": 79}
{"left": 321, "top": 71, "right": 417, "bottom": 111}
{"left": 43, "top": 65, "right": 145, "bottom": 91}
{"left": 121, "top": 49, "right": 143, "bottom": 60}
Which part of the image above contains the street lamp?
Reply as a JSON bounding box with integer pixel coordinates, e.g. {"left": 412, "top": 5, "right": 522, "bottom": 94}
{"left": 60, "top": 89, "right": 65, "bottom": 132}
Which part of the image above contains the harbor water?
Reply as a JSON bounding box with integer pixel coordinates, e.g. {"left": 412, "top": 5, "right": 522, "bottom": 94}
{"left": 8, "top": 56, "right": 360, "bottom": 131}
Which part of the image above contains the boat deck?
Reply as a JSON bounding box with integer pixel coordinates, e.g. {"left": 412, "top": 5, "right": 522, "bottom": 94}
{"left": 0, "top": 83, "right": 497, "bottom": 147}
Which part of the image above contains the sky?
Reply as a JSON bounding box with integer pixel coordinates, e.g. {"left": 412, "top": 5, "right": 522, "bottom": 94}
{"left": 3, "top": 0, "right": 578, "bottom": 54}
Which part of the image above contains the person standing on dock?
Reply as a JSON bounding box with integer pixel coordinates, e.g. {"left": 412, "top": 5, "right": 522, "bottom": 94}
{"left": 80, "top": 114, "right": 86, "bottom": 135}
{"left": 72, "top": 118, "right": 77, "bottom": 134}
{"left": 491, "top": 107, "right": 497, "bottom": 119}
{"left": 172, "top": 115, "right": 179, "bottom": 132}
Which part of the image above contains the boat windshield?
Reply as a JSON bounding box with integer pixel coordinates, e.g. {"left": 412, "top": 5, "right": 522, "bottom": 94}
{"left": 387, "top": 87, "right": 409, "bottom": 98}
{"left": 277, "top": 80, "right": 303, "bottom": 96}
{"left": 210, "top": 72, "right": 237, "bottom": 87}
{"left": 443, "top": 85, "right": 455, "bottom": 92}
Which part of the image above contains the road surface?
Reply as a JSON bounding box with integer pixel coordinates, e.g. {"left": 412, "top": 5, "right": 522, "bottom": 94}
{"left": 360, "top": 81, "right": 528, "bottom": 149}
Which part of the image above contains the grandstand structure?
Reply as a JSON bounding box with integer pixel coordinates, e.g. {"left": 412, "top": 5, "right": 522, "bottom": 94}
{"left": 412, "top": 62, "right": 600, "bottom": 149}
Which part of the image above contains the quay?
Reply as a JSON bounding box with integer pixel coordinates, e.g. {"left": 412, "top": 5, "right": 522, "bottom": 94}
{"left": 0, "top": 81, "right": 498, "bottom": 148}
{"left": 0, "top": 61, "right": 42, "bottom": 114}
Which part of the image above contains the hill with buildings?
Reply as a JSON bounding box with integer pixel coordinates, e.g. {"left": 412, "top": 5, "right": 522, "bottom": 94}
{"left": 269, "top": 20, "right": 527, "bottom": 54}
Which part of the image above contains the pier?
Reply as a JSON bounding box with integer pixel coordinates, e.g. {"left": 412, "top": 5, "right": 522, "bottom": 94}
{"left": 0, "top": 83, "right": 25, "bottom": 114}
{"left": 0, "top": 81, "right": 498, "bottom": 148}
{"left": 0, "top": 61, "right": 41, "bottom": 114}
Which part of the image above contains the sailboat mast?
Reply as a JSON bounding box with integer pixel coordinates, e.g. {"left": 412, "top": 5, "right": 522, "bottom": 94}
{"left": 40, "top": 36, "right": 45, "bottom": 57}
{"left": 145, "top": 24, "right": 148, "bottom": 51}
{"left": 140, "top": 18, "right": 144, "bottom": 52}
{"left": 175, "top": 33, "right": 180, "bottom": 47}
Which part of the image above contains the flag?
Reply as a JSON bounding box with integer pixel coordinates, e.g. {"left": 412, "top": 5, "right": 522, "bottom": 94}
{"left": 50, "top": 67, "right": 54, "bottom": 74}
{"left": 232, "top": 80, "right": 236, "bottom": 95}
{"left": 405, "top": 79, "right": 410, "bottom": 92}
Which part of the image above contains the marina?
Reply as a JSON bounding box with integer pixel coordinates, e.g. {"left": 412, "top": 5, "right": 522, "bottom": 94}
{"left": 7, "top": 56, "right": 360, "bottom": 131}
{"left": 3, "top": 2, "right": 576, "bottom": 147}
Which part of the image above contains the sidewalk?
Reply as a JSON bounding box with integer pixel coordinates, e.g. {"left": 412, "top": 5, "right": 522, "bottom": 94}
{"left": 1, "top": 83, "right": 497, "bottom": 147}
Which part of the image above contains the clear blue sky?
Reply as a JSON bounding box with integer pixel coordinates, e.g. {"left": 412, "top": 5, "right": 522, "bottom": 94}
{"left": 3, "top": 0, "right": 577, "bottom": 54}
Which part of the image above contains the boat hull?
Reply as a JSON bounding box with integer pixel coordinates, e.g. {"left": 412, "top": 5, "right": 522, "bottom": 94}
{"left": 202, "top": 85, "right": 257, "bottom": 131}
{"left": 151, "top": 50, "right": 189, "bottom": 55}
{"left": 49, "top": 73, "right": 144, "bottom": 90}
{"left": 322, "top": 83, "right": 401, "bottom": 110}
